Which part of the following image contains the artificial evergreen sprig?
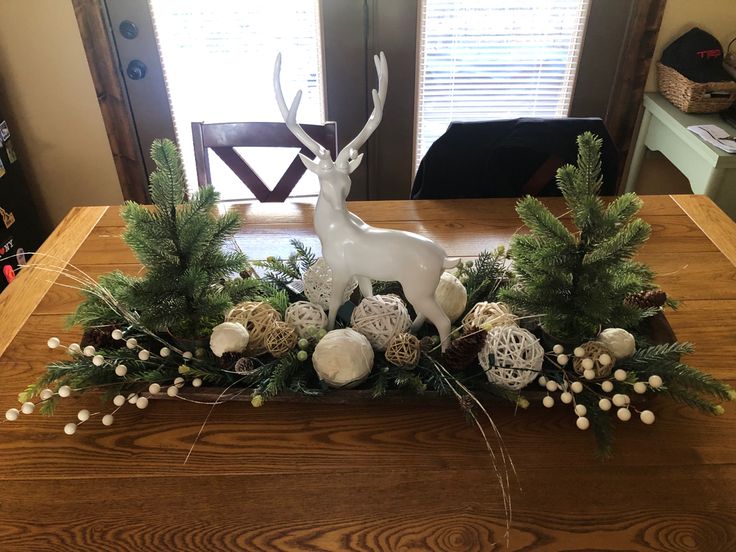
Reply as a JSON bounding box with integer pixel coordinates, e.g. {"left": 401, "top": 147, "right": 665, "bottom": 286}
{"left": 255, "top": 239, "right": 317, "bottom": 291}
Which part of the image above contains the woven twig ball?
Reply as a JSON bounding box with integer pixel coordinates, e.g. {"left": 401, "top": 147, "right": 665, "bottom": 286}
{"left": 462, "top": 301, "right": 516, "bottom": 332}
{"left": 302, "top": 257, "right": 358, "bottom": 310}
{"left": 284, "top": 301, "right": 328, "bottom": 338}
{"left": 385, "top": 332, "right": 421, "bottom": 368}
{"left": 351, "top": 294, "right": 412, "bottom": 351}
{"left": 480, "top": 325, "right": 544, "bottom": 390}
{"left": 312, "top": 328, "right": 374, "bottom": 388}
{"left": 226, "top": 301, "right": 282, "bottom": 356}
{"left": 572, "top": 341, "right": 615, "bottom": 378}
{"left": 434, "top": 271, "right": 467, "bottom": 323}
{"left": 265, "top": 321, "right": 298, "bottom": 358}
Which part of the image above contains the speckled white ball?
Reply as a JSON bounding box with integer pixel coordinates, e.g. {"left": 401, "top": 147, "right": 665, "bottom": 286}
{"left": 312, "top": 328, "right": 374, "bottom": 388}
{"left": 434, "top": 271, "right": 467, "bottom": 323}
{"left": 597, "top": 328, "right": 636, "bottom": 359}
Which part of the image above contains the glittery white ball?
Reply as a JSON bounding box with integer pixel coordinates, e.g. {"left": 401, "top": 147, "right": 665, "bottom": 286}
{"left": 601, "top": 380, "right": 614, "bottom": 393}
{"left": 5, "top": 408, "right": 19, "bottom": 421}
{"left": 570, "top": 381, "right": 583, "bottom": 393}
{"left": 576, "top": 417, "right": 590, "bottom": 430}
{"left": 542, "top": 396, "right": 555, "bottom": 408}
{"left": 83, "top": 346, "right": 95, "bottom": 357}
{"left": 167, "top": 386, "right": 179, "bottom": 397}
{"left": 574, "top": 404, "right": 587, "bottom": 417}
{"left": 102, "top": 414, "right": 114, "bottom": 426}
{"left": 434, "top": 271, "right": 467, "bottom": 323}
{"left": 47, "top": 337, "right": 60, "bottom": 349}
{"left": 135, "top": 396, "right": 149, "bottom": 409}
{"left": 58, "top": 385, "right": 71, "bottom": 398}
{"left": 209, "top": 322, "right": 250, "bottom": 357}
{"left": 640, "top": 410, "right": 655, "bottom": 425}
{"left": 159, "top": 347, "right": 171, "bottom": 357}
{"left": 148, "top": 383, "right": 161, "bottom": 395}
{"left": 92, "top": 355, "right": 105, "bottom": 366}
{"left": 553, "top": 344, "right": 564, "bottom": 354}
{"left": 77, "top": 409, "right": 90, "bottom": 422}
{"left": 302, "top": 257, "right": 358, "bottom": 310}
{"left": 633, "top": 381, "right": 647, "bottom": 394}
{"left": 560, "top": 392, "right": 573, "bottom": 404}
{"left": 64, "top": 423, "right": 77, "bottom": 435}
{"left": 111, "top": 329, "right": 124, "bottom": 340}
{"left": 192, "top": 378, "right": 203, "bottom": 388}
{"left": 597, "top": 328, "right": 636, "bottom": 359}
{"left": 599, "top": 398, "right": 612, "bottom": 411}
{"left": 614, "top": 369, "right": 628, "bottom": 382}
{"left": 115, "top": 364, "right": 128, "bottom": 377}
{"left": 312, "top": 329, "right": 374, "bottom": 387}
{"left": 21, "top": 402, "right": 35, "bottom": 415}
{"left": 68, "top": 343, "right": 81, "bottom": 354}
{"left": 126, "top": 338, "right": 137, "bottom": 349}
{"left": 617, "top": 408, "right": 632, "bottom": 421}
{"left": 648, "top": 375, "right": 663, "bottom": 389}
{"left": 138, "top": 350, "right": 150, "bottom": 361}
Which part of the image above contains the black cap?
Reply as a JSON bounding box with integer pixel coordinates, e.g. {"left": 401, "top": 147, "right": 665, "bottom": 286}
{"left": 661, "top": 27, "right": 733, "bottom": 83}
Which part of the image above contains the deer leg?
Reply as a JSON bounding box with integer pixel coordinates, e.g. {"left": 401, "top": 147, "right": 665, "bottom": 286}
{"left": 357, "top": 276, "right": 373, "bottom": 298}
{"left": 326, "top": 275, "right": 351, "bottom": 330}
{"left": 411, "top": 313, "right": 426, "bottom": 333}
{"left": 408, "top": 295, "right": 452, "bottom": 352}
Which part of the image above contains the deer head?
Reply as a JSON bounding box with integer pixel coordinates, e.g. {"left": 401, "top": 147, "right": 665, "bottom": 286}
{"left": 274, "top": 52, "right": 388, "bottom": 197}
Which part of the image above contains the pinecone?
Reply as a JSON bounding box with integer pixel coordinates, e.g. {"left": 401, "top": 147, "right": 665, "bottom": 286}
{"left": 419, "top": 336, "right": 438, "bottom": 352}
{"left": 219, "top": 352, "right": 245, "bottom": 369}
{"left": 234, "top": 357, "right": 257, "bottom": 374}
{"left": 441, "top": 328, "right": 487, "bottom": 371}
{"left": 458, "top": 394, "right": 475, "bottom": 412}
{"left": 625, "top": 289, "right": 667, "bottom": 309}
{"left": 80, "top": 326, "right": 119, "bottom": 350}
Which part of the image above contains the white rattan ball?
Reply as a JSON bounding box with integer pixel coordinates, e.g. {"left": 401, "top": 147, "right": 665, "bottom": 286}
{"left": 284, "top": 301, "right": 328, "bottom": 338}
{"left": 479, "top": 325, "right": 544, "bottom": 390}
{"left": 302, "top": 258, "right": 358, "bottom": 310}
{"left": 597, "top": 328, "right": 636, "bottom": 359}
{"left": 312, "top": 328, "right": 374, "bottom": 388}
{"left": 462, "top": 301, "right": 516, "bottom": 332}
{"left": 434, "top": 271, "right": 467, "bottom": 323}
{"left": 350, "top": 294, "right": 411, "bottom": 351}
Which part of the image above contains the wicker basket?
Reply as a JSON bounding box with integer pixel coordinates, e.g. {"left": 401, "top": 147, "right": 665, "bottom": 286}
{"left": 657, "top": 62, "right": 736, "bottom": 113}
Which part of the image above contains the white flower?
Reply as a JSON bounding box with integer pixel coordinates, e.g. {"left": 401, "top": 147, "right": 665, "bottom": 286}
{"left": 209, "top": 322, "right": 250, "bottom": 357}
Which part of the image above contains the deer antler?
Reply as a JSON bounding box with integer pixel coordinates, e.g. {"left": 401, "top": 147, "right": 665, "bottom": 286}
{"left": 336, "top": 52, "right": 388, "bottom": 167}
{"left": 273, "top": 53, "right": 330, "bottom": 160}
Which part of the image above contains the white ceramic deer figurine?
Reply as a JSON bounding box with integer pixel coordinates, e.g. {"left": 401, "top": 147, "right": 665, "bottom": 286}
{"left": 274, "top": 52, "right": 459, "bottom": 351}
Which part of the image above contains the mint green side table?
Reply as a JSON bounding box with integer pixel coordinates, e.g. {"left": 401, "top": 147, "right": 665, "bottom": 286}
{"left": 625, "top": 93, "right": 736, "bottom": 219}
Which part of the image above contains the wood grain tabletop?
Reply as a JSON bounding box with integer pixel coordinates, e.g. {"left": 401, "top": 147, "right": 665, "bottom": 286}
{"left": 0, "top": 195, "right": 734, "bottom": 551}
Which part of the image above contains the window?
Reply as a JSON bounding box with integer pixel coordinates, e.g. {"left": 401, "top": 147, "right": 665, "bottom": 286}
{"left": 415, "top": 0, "right": 591, "bottom": 167}
{"left": 149, "top": 0, "right": 324, "bottom": 200}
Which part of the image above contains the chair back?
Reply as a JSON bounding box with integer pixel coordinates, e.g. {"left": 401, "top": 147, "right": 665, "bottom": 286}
{"left": 411, "top": 118, "right": 618, "bottom": 199}
{"left": 192, "top": 121, "right": 337, "bottom": 202}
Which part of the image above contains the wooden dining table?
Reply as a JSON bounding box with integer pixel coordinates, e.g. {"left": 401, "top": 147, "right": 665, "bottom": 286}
{"left": 0, "top": 195, "right": 735, "bottom": 551}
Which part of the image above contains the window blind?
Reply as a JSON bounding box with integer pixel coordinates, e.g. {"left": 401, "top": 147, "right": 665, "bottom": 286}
{"left": 415, "top": 0, "right": 591, "bottom": 168}
{"left": 149, "top": 0, "right": 324, "bottom": 200}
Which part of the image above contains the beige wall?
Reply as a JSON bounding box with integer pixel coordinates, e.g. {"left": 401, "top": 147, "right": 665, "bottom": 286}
{"left": 0, "top": 0, "right": 121, "bottom": 232}
{"left": 646, "top": 0, "right": 735, "bottom": 92}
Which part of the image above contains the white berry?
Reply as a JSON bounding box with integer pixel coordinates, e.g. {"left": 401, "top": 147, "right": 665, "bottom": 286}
{"left": 560, "top": 391, "right": 573, "bottom": 404}
{"left": 148, "top": 383, "right": 161, "bottom": 395}
{"left": 115, "top": 364, "right": 128, "bottom": 377}
{"left": 77, "top": 409, "right": 90, "bottom": 422}
{"left": 598, "top": 353, "right": 612, "bottom": 366}
{"left": 126, "top": 338, "right": 138, "bottom": 349}
{"left": 68, "top": 343, "right": 82, "bottom": 354}
{"left": 612, "top": 393, "right": 630, "bottom": 407}
{"left": 174, "top": 377, "right": 185, "bottom": 388}
{"left": 192, "top": 378, "right": 203, "bottom": 388}
{"left": 128, "top": 394, "right": 138, "bottom": 404}
{"left": 64, "top": 423, "right": 77, "bottom": 435}
{"left": 167, "top": 386, "right": 179, "bottom": 397}
{"left": 92, "top": 354, "right": 105, "bottom": 366}
{"left": 583, "top": 369, "right": 595, "bottom": 380}
{"left": 538, "top": 376, "right": 547, "bottom": 387}
{"left": 601, "top": 380, "right": 614, "bottom": 393}
{"left": 573, "top": 347, "right": 585, "bottom": 358}
{"left": 633, "top": 381, "right": 647, "bottom": 394}
{"left": 40, "top": 389, "right": 54, "bottom": 400}
{"left": 556, "top": 354, "right": 569, "bottom": 366}
{"left": 135, "top": 396, "right": 149, "bottom": 409}
{"left": 648, "top": 375, "right": 663, "bottom": 389}
{"left": 58, "top": 385, "right": 72, "bottom": 398}
{"left": 545, "top": 380, "right": 558, "bottom": 392}
{"left": 576, "top": 416, "right": 590, "bottom": 430}
{"left": 598, "top": 398, "right": 612, "bottom": 411}
{"left": 5, "top": 408, "right": 19, "bottom": 421}
{"left": 614, "top": 369, "right": 627, "bottom": 381}
{"left": 113, "top": 394, "right": 126, "bottom": 407}
{"left": 581, "top": 358, "right": 594, "bottom": 371}
{"left": 111, "top": 329, "right": 124, "bottom": 340}
{"left": 159, "top": 347, "right": 171, "bottom": 357}
{"left": 574, "top": 404, "right": 587, "bottom": 417}
{"left": 640, "top": 410, "right": 655, "bottom": 425}
{"left": 570, "top": 381, "right": 583, "bottom": 393}
{"left": 102, "top": 414, "right": 114, "bottom": 426}
{"left": 47, "top": 337, "right": 61, "bottom": 349}
{"left": 138, "top": 349, "right": 150, "bottom": 361}
{"left": 542, "top": 396, "right": 555, "bottom": 408}
{"left": 182, "top": 351, "right": 193, "bottom": 360}
{"left": 21, "top": 402, "right": 35, "bottom": 415}
{"left": 617, "top": 408, "right": 632, "bottom": 421}
{"left": 83, "top": 346, "right": 95, "bottom": 357}
{"left": 553, "top": 344, "right": 564, "bottom": 354}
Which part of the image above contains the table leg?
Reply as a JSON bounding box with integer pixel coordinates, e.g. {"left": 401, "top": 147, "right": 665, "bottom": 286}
{"left": 624, "top": 109, "right": 652, "bottom": 193}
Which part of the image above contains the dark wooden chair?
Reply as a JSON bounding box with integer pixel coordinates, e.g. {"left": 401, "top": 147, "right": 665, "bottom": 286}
{"left": 191, "top": 121, "right": 337, "bottom": 202}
